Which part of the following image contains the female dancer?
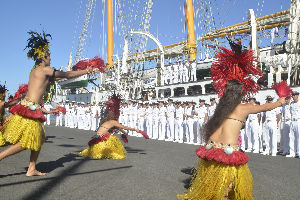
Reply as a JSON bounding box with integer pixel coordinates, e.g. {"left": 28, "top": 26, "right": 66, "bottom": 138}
{"left": 177, "top": 40, "right": 288, "bottom": 200}
{"left": 78, "top": 94, "right": 148, "bottom": 159}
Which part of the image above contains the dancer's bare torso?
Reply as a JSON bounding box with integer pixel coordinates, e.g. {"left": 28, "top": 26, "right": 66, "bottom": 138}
{"left": 26, "top": 66, "right": 54, "bottom": 103}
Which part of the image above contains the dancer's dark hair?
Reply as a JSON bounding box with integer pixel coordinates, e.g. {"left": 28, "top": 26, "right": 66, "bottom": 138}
{"left": 204, "top": 80, "right": 243, "bottom": 142}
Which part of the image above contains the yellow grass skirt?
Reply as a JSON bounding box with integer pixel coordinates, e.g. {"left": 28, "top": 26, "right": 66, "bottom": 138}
{"left": 3, "top": 114, "right": 44, "bottom": 151}
{"left": 177, "top": 159, "right": 253, "bottom": 200}
{"left": 0, "top": 130, "right": 5, "bottom": 146}
{"left": 78, "top": 135, "right": 126, "bottom": 159}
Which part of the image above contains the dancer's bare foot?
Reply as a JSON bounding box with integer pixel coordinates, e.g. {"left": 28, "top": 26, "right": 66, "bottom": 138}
{"left": 26, "top": 169, "right": 46, "bottom": 176}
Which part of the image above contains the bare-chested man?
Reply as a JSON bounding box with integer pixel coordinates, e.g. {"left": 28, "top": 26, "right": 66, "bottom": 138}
{"left": 0, "top": 31, "right": 100, "bottom": 176}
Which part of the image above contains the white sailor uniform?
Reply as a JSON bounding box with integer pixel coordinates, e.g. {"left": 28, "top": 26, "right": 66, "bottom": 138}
{"left": 263, "top": 107, "right": 281, "bottom": 156}
{"left": 175, "top": 106, "right": 184, "bottom": 143}
{"left": 158, "top": 105, "right": 167, "bottom": 140}
{"left": 288, "top": 100, "right": 300, "bottom": 157}
{"left": 166, "top": 104, "right": 175, "bottom": 141}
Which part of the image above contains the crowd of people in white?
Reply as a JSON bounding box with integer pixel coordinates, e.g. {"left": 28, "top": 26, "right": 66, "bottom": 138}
{"left": 242, "top": 92, "right": 300, "bottom": 158}
{"left": 46, "top": 91, "right": 300, "bottom": 158}
{"left": 163, "top": 59, "right": 197, "bottom": 85}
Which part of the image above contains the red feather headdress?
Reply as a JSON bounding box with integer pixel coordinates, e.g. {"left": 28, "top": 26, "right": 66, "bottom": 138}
{"left": 72, "top": 56, "right": 106, "bottom": 72}
{"left": 105, "top": 93, "right": 122, "bottom": 120}
{"left": 210, "top": 40, "right": 263, "bottom": 98}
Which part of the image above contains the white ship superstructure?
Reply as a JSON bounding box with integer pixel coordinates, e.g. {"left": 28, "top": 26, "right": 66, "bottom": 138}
{"left": 56, "top": 0, "right": 300, "bottom": 104}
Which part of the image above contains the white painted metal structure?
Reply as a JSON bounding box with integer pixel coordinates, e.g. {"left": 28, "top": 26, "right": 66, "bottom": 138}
{"left": 130, "top": 30, "right": 165, "bottom": 86}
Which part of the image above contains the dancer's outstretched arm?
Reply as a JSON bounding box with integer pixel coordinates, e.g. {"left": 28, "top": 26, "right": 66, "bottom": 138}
{"left": 51, "top": 66, "right": 100, "bottom": 80}
{"left": 111, "top": 120, "right": 139, "bottom": 132}
{"left": 41, "top": 107, "right": 58, "bottom": 115}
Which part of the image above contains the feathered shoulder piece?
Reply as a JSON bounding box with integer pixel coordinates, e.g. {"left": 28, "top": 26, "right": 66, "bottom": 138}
{"left": 72, "top": 56, "right": 106, "bottom": 72}
{"left": 105, "top": 93, "right": 122, "bottom": 120}
{"left": 210, "top": 39, "right": 263, "bottom": 98}
{"left": 25, "top": 31, "right": 52, "bottom": 62}
{"left": 0, "top": 84, "right": 8, "bottom": 99}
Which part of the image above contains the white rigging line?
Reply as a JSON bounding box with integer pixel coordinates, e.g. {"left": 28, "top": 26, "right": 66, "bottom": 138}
{"left": 74, "top": 0, "right": 96, "bottom": 63}
{"left": 71, "top": 0, "right": 84, "bottom": 66}
{"left": 84, "top": 0, "right": 97, "bottom": 57}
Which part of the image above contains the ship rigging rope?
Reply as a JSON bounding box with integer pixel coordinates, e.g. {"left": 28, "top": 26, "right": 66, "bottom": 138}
{"left": 71, "top": 0, "right": 84, "bottom": 66}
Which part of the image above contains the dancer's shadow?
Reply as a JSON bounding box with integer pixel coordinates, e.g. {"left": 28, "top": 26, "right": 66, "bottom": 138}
{"left": 44, "top": 136, "right": 56, "bottom": 143}
{"left": 46, "top": 136, "right": 56, "bottom": 139}
{"left": 34, "top": 153, "right": 77, "bottom": 173}
{"left": 0, "top": 171, "right": 26, "bottom": 178}
{"left": 181, "top": 167, "right": 194, "bottom": 175}
{"left": 125, "top": 146, "right": 146, "bottom": 154}
{"left": 57, "top": 144, "right": 82, "bottom": 148}
{"left": 181, "top": 167, "right": 195, "bottom": 189}
{"left": 0, "top": 154, "right": 77, "bottom": 178}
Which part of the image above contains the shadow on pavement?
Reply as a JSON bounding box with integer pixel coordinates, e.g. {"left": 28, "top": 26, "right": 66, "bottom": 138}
{"left": 181, "top": 167, "right": 194, "bottom": 175}
{"left": 125, "top": 146, "right": 146, "bottom": 154}
{"left": 46, "top": 136, "right": 56, "bottom": 139}
{"left": 35, "top": 153, "right": 77, "bottom": 173}
{"left": 0, "top": 171, "right": 26, "bottom": 178}
{"left": 0, "top": 165, "right": 132, "bottom": 189}
{"left": 44, "top": 136, "right": 56, "bottom": 143}
{"left": 57, "top": 144, "right": 82, "bottom": 148}
{"left": 181, "top": 167, "right": 195, "bottom": 189}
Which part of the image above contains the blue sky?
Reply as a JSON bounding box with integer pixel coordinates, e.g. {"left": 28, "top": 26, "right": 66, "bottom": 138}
{"left": 0, "top": 0, "right": 290, "bottom": 95}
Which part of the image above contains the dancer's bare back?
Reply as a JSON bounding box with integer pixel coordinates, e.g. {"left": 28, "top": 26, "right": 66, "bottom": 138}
{"left": 209, "top": 98, "right": 285, "bottom": 145}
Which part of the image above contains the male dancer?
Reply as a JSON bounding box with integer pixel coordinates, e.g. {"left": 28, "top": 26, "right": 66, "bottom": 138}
{"left": 0, "top": 31, "right": 101, "bottom": 176}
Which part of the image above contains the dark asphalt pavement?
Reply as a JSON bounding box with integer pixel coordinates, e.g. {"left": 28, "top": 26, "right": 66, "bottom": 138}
{"left": 0, "top": 125, "right": 299, "bottom": 200}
